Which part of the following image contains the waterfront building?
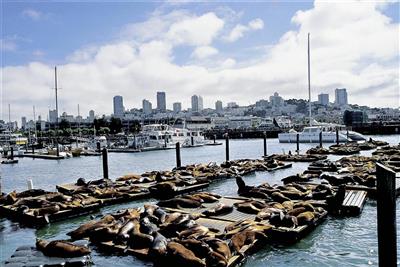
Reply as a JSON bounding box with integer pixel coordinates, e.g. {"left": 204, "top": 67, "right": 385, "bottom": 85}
{"left": 113, "top": 95, "right": 124, "bottom": 118}
{"left": 157, "top": 91, "right": 166, "bottom": 112}
{"left": 227, "top": 102, "right": 239, "bottom": 108}
{"left": 269, "top": 92, "right": 284, "bottom": 107}
{"left": 191, "top": 95, "right": 203, "bottom": 112}
{"left": 318, "top": 93, "right": 329, "bottom": 106}
{"left": 88, "top": 110, "right": 95, "bottom": 121}
{"left": 21, "top": 117, "right": 27, "bottom": 130}
{"left": 335, "top": 88, "right": 348, "bottom": 106}
{"left": 49, "top": 109, "right": 57, "bottom": 123}
{"left": 173, "top": 102, "right": 182, "bottom": 113}
{"left": 142, "top": 99, "right": 152, "bottom": 115}
{"left": 215, "top": 100, "right": 223, "bottom": 113}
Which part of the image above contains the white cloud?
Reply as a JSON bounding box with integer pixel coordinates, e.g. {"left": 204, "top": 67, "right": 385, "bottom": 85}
{"left": 191, "top": 46, "right": 219, "bottom": 59}
{"left": 1, "top": 39, "right": 17, "bottom": 51}
{"left": 2, "top": 1, "right": 399, "bottom": 122}
{"left": 22, "top": 9, "right": 42, "bottom": 20}
{"left": 224, "top": 18, "right": 264, "bottom": 42}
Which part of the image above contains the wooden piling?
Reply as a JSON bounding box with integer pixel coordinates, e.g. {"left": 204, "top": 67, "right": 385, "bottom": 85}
{"left": 213, "top": 135, "right": 216, "bottom": 144}
{"left": 10, "top": 147, "right": 14, "bottom": 160}
{"left": 97, "top": 142, "right": 101, "bottom": 152}
{"left": 376, "top": 163, "right": 397, "bottom": 267}
{"left": 191, "top": 136, "right": 194, "bottom": 146}
{"left": 296, "top": 133, "right": 300, "bottom": 153}
{"left": 102, "top": 148, "right": 109, "bottom": 179}
{"left": 263, "top": 132, "right": 267, "bottom": 157}
{"left": 225, "top": 134, "right": 230, "bottom": 162}
{"left": 32, "top": 145, "right": 35, "bottom": 155}
{"left": 176, "top": 142, "right": 181, "bottom": 168}
{"left": 336, "top": 128, "right": 339, "bottom": 145}
{"left": 319, "top": 131, "right": 323, "bottom": 148}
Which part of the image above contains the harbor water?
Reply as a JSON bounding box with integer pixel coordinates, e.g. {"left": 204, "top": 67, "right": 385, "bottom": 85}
{"left": 1, "top": 135, "right": 399, "bottom": 266}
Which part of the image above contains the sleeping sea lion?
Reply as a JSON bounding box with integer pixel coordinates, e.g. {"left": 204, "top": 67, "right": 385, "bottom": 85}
{"left": 230, "top": 230, "right": 267, "bottom": 254}
{"left": 235, "top": 202, "right": 261, "bottom": 214}
{"left": 149, "top": 232, "right": 168, "bottom": 257}
{"left": 67, "top": 215, "right": 115, "bottom": 239}
{"left": 33, "top": 205, "right": 60, "bottom": 216}
{"left": 202, "top": 237, "right": 231, "bottom": 261}
{"left": 36, "top": 239, "right": 90, "bottom": 258}
{"left": 206, "top": 251, "right": 228, "bottom": 267}
{"left": 296, "top": 211, "right": 315, "bottom": 225}
{"left": 157, "top": 198, "right": 203, "bottom": 209}
{"left": 179, "top": 225, "right": 209, "bottom": 239}
{"left": 166, "top": 242, "right": 206, "bottom": 267}
{"left": 271, "top": 192, "right": 291, "bottom": 203}
{"left": 140, "top": 217, "right": 159, "bottom": 235}
{"left": 177, "top": 239, "right": 211, "bottom": 259}
{"left": 128, "top": 219, "right": 154, "bottom": 249}
{"left": 202, "top": 203, "right": 233, "bottom": 216}
{"left": 117, "top": 219, "right": 136, "bottom": 240}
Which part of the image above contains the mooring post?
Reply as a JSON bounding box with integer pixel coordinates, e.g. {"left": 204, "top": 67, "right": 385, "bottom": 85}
{"left": 102, "top": 148, "right": 109, "bottom": 179}
{"left": 346, "top": 130, "right": 349, "bottom": 143}
{"left": 32, "top": 145, "right": 35, "bottom": 155}
{"left": 296, "top": 133, "right": 300, "bottom": 153}
{"left": 336, "top": 128, "right": 339, "bottom": 145}
{"left": 376, "top": 163, "right": 397, "bottom": 267}
{"left": 96, "top": 142, "right": 101, "bottom": 152}
{"left": 225, "top": 134, "right": 230, "bottom": 162}
{"left": 319, "top": 131, "right": 323, "bottom": 148}
{"left": 213, "top": 135, "right": 216, "bottom": 144}
{"left": 10, "top": 147, "right": 14, "bottom": 160}
{"left": 175, "top": 142, "right": 181, "bottom": 168}
{"left": 191, "top": 136, "right": 194, "bottom": 146}
{"left": 263, "top": 132, "right": 267, "bottom": 157}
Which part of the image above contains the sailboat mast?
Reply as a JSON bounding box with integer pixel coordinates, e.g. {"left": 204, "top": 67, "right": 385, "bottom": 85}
{"left": 54, "top": 66, "right": 60, "bottom": 157}
{"left": 33, "top": 105, "right": 37, "bottom": 141}
{"left": 308, "top": 33, "right": 312, "bottom": 127}
{"left": 8, "top": 104, "right": 11, "bottom": 131}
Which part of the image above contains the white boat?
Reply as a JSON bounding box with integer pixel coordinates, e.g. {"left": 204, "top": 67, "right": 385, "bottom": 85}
{"left": 138, "top": 124, "right": 206, "bottom": 148}
{"left": 278, "top": 33, "right": 365, "bottom": 143}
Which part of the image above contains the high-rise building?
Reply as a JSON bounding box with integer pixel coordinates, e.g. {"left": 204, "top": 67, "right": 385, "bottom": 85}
{"left": 191, "top": 95, "right": 203, "bottom": 112}
{"left": 21, "top": 117, "right": 27, "bottom": 130}
{"left": 88, "top": 110, "right": 95, "bottom": 121}
{"left": 318, "top": 93, "right": 329, "bottom": 106}
{"left": 49, "top": 109, "right": 57, "bottom": 123}
{"left": 335, "top": 88, "right": 348, "bottom": 106}
{"left": 215, "top": 100, "right": 223, "bottom": 113}
{"left": 142, "top": 99, "right": 152, "bottom": 115}
{"left": 113, "top": 95, "right": 124, "bottom": 118}
{"left": 173, "top": 102, "right": 182, "bottom": 113}
{"left": 269, "top": 92, "right": 284, "bottom": 107}
{"left": 157, "top": 91, "right": 166, "bottom": 112}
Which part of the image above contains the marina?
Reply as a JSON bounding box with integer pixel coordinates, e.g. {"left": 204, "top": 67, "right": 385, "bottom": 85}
{"left": 1, "top": 136, "right": 399, "bottom": 266}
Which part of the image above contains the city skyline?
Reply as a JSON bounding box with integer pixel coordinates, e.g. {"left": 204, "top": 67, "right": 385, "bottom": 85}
{"left": 2, "top": 1, "right": 399, "bottom": 122}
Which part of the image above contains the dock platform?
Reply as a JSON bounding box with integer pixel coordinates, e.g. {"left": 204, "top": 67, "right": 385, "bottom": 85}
{"left": 341, "top": 190, "right": 367, "bottom": 216}
{"left": 15, "top": 153, "right": 65, "bottom": 160}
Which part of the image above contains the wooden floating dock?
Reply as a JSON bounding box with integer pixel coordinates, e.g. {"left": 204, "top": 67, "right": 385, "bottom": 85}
{"left": 0, "top": 203, "right": 100, "bottom": 227}
{"left": 341, "top": 190, "right": 367, "bottom": 215}
{"left": 108, "top": 148, "right": 140, "bottom": 153}
{"left": 14, "top": 153, "right": 66, "bottom": 160}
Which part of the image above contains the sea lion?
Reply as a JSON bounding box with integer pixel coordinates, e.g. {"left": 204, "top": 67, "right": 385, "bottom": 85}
{"left": 269, "top": 214, "right": 298, "bottom": 228}
{"left": 271, "top": 192, "right": 291, "bottom": 203}
{"left": 282, "top": 201, "right": 294, "bottom": 211}
{"left": 287, "top": 207, "right": 306, "bottom": 217}
{"left": 296, "top": 211, "right": 315, "bottom": 225}
{"left": 202, "top": 237, "right": 232, "bottom": 261}
{"left": 166, "top": 241, "right": 206, "bottom": 267}
{"left": 230, "top": 230, "right": 267, "bottom": 254}
{"left": 154, "top": 207, "right": 168, "bottom": 224}
{"left": 191, "top": 192, "right": 220, "bottom": 203}
{"left": 128, "top": 219, "right": 154, "bottom": 249}
{"left": 76, "top": 177, "right": 87, "bottom": 186}
{"left": 117, "top": 219, "right": 136, "bottom": 240}
{"left": 179, "top": 225, "right": 209, "bottom": 239}
{"left": 177, "top": 239, "right": 211, "bottom": 259}
{"left": 202, "top": 203, "right": 233, "bottom": 216}
{"left": 36, "top": 239, "right": 90, "bottom": 257}
{"left": 67, "top": 215, "right": 115, "bottom": 239}
{"left": 149, "top": 232, "right": 168, "bottom": 257}
{"left": 89, "top": 222, "right": 121, "bottom": 243}
{"left": 33, "top": 205, "right": 60, "bottom": 216}
{"left": 158, "top": 198, "right": 203, "bottom": 209}
{"left": 235, "top": 201, "right": 262, "bottom": 214}
{"left": 206, "top": 251, "right": 228, "bottom": 267}
{"left": 140, "top": 217, "right": 159, "bottom": 235}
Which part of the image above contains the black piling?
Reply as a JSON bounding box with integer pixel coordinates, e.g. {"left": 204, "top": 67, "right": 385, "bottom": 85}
{"left": 376, "top": 163, "right": 397, "bottom": 267}
{"left": 175, "top": 142, "right": 181, "bottom": 168}
{"left": 319, "top": 131, "right": 323, "bottom": 148}
{"left": 263, "top": 132, "right": 267, "bottom": 157}
{"left": 336, "top": 128, "right": 339, "bottom": 145}
{"left": 32, "top": 145, "right": 35, "bottom": 155}
{"left": 102, "top": 148, "right": 109, "bottom": 179}
{"left": 225, "top": 134, "right": 230, "bottom": 162}
{"left": 96, "top": 142, "right": 101, "bottom": 152}
{"left": 296, "top": 133, "right": 300, "bottom": 153}
{"left": 213, "top": 135, "right": 216, "bottom": 144}
{"left": 10, "top": 147, "right": 14, "bottom": 160}
{"left": 191, "top": 136, "right": 194, "bottom": 146}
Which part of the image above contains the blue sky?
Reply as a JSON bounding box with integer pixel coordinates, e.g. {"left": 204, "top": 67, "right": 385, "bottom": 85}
{"left": 1, "top": 1, "right": 399, "bottom": 122}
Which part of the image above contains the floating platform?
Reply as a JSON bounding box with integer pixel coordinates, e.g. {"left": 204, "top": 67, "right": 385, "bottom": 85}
{"left": 341, "top": 190, "right": 367, "bottom": 215}
{"left": 15, "top": 153, "right": 66, "bottom": 160}
{"left": 108, "top": 148, "right": 140, "bottom": 153}
{"left": 4, "top": 244, "right": 92, "bottom": 267}
{"left": 0, "top": 203, "right": 100, "bottom": 227}
{"left": 204, "top": 142, "right": 223, "bottom": 146}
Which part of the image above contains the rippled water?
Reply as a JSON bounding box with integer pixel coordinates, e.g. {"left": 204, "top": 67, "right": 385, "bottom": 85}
{"left": 1, "top": 135, "right": 399, "bottom": 266}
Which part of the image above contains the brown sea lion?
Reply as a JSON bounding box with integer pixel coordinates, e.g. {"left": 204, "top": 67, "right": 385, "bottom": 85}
{"left": 206, "top": 251, "right": 228, "bottom": 267}
{"left": 287, "top": 207, "right": 306, "bottom": 217}
{"left": 271, "top": 192, "right": 291, "bottom": 203}
{"left": 235, "top": 202, "right": 261, "bottom": 214}
{"left": 230, "top": 230, "right": 267, "bottom": 254}
{"left": 202, "top": 237, "right": 232, "bottom": 261}
{"left": 157, "top": 198, "right": 203, "bottom": 209}
{"left": 117, "top": 219, "right": 136, "bottom": 240}
{"left": 296, "top": 211, "right": 315, "bottom": 225}
{"left": 36, "top": 239, "right": 90, "bottom": 257}
{"left": 89, "top": 222, "right": 121, "bottom": 243}
{"left": 149, "top": 232, "right": 168, "bottom": 257}
{"left": 177, "top": 239, "right": 211, "bottom": 259}
{"left": 166, "top": 241, "right": 206, "bottom": 267}
{"left": 128, "top": 219, "right": 154, "bottom": 249}
{"left": 33, "top": 205, "right": 60, "bottom": 216}
{"left": 179, "top": 225, "right": 209, "bottom": 239}
{"left": 203, "top": 203, "right": 233, "bottom": 217}
{"left": 191, "top": 192, "right": 220, "bottom": 203}
{"left": 67, "top": 215, "right": 115, "bottom": 239}
{"left": 282, "top": 201, "right": 294, "bottom": 211}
